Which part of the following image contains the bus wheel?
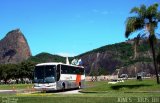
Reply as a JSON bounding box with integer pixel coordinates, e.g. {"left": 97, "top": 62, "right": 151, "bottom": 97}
{"left": 79, "top": 82, "right": 81, "bottom": 89}
{"left": 62, "top": 82, "right": 65, "bottom": 90}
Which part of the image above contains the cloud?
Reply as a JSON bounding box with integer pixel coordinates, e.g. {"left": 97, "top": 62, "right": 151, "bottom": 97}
{"left": 57, "top": 52, "right": 76, "bottom": 57}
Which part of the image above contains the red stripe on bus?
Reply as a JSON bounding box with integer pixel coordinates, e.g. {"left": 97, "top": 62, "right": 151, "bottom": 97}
{"left": 76, "top": 74, "right": 81, "bottom": 85}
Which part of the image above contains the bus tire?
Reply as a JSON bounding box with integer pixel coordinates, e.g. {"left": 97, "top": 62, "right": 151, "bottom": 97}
{"left": 62, "top": 82, "right": 65, "bottom": 90}
{"left": 79, "top": 82, "right": 81, "bottom": 89}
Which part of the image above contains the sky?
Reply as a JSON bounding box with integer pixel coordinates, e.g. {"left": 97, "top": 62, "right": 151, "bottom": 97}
{"left": 0, "top": 0, "right": 160, "bottom": 57}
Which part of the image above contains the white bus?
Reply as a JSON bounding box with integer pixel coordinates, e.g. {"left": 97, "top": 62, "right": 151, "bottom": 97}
{"left": 34, "top": 62, "right": 85, "bottom": 91}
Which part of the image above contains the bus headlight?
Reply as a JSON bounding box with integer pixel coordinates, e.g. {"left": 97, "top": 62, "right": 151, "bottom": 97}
{"left": 34, "top": 84, "right": 40, "bottom": 87}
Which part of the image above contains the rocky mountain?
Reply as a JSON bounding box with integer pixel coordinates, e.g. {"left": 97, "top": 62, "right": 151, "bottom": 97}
{"left": 0, "top": 29, "right": 31, "bottom": 64}
{"left": 28, "top": 39, "right": 159, "bottom": 77}
{"left": 77, "top": 39, "right": 160, "bottom": 77}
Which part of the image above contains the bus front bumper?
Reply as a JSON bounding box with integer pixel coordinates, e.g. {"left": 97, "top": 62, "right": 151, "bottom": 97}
{"left": 34, "top": 83, "right": 57, "bottom": 91}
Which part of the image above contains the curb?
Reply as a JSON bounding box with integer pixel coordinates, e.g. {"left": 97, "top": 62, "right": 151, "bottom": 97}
{"left": 125, "top": 91, "right": 160, "bottom": 93}
{"left": 79, "top": 91, "right": 160, "bottom": 93}
{"left": 79, "top": 91, "right": 108, "bottom": 93}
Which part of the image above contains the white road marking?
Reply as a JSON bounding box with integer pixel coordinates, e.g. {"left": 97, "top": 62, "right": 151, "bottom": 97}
{"left": 0, "top": 90, "right": 14, "bottom": 92}
{"left": 54, "top": 90, "right": 81, "bottom": 94}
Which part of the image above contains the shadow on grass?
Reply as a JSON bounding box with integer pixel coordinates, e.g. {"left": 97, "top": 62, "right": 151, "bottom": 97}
{"left": 111, "top": 84, "right": 152, "bottom": 90}
{"left": 45, "top": 88, "right": 79, "bottom": 93}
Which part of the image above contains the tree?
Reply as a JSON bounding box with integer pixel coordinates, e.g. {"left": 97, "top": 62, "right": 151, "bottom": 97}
{"left": 125, "top": 3, "right": 160, "bottom": 84}
{"left": 0, "top": 64, "right": 18, "bottom": 84}
{"left": 19, "top": 61, "right": 35, "bottom": 82}
{"left": 133, "top": 35, "right": 140, "bottom": 60}
{"left": 157, "top": 51, "right": 160, "bottom": 71}
{"left": 98, "top": 67, "right": 108, "bottom": 75}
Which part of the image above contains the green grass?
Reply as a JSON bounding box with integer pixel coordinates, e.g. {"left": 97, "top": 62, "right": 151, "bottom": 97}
{"left": 0, "top": 79, "right": 160, "bottom": 103}
{"left": 0, "top": 84, "right": 33, "bottom": 90}
{"left": 0, "top": 96, "right": 122, "bottom": 103}
{"left": 82, "top": 79, "right": 160, "bottom": 92}
{"left": 0, "top": 94, "right": 160, "bottom": 103}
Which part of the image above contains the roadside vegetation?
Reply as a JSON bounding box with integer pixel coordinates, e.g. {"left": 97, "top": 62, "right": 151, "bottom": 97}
{"left": 82, "top": 79, "right": 160, "bottom": 92}
{"left": 0, "top": 84, "right": 33, "bottom": 90}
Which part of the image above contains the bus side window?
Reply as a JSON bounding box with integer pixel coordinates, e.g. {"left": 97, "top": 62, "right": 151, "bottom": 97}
{"left": 80, "top": 68, "right": 84, "bottom": 75}
{"left": 71, "top": 66, "right": 75, "bottom": 74}
{"left": 80, "top": 68, "right": 83, "bottom": 75}
{"left": 61, "top": 65, "right": 64, "bottom": 73}
{"left": 61, "top": 65, "right": 67, "bottom": 74}
{"left": 56, "top": 65, "right": 60, "bottom": 81}
{"left": 76, "top": 67, "right": 84, "bottom": 75}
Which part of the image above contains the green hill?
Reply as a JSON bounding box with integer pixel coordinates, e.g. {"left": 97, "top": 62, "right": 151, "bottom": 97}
{"left": 76, "top": 39, "right": 160, "bottom": 76}
{"left": 27, "top": 52, "right": 66, "bottom": 63}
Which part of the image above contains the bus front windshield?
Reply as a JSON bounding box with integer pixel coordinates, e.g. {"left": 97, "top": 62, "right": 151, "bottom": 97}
{"left": 34, "top": 65, "right": 56, "bottom": 83}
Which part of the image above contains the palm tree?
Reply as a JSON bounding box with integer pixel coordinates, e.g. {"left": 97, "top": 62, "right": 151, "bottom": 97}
{"left": 133, "top": 34, "right": 140, "bottom": 60}
{"left": 157, "top": 51, "right": 160, "bottom": 72}
{"left": 125, "top": 3, "right": 160, "bottom": 84}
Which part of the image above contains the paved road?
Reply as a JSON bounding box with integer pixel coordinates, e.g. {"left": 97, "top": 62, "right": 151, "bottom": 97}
{"left": 54, "top": 89, "right": 81, "bottom": 94}
{"left": 0, "top": 90, "right": 17, "bottom": 94}
{"left": 0, "top": 89, "right": 82, "bottom": 94}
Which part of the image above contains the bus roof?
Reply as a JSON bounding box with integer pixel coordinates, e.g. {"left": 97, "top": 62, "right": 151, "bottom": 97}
{"left": 36, "top": 62, "right": 84, "bottom": 68}
{"left": 36, "top": 62, "right": 63, "bottom": 66}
